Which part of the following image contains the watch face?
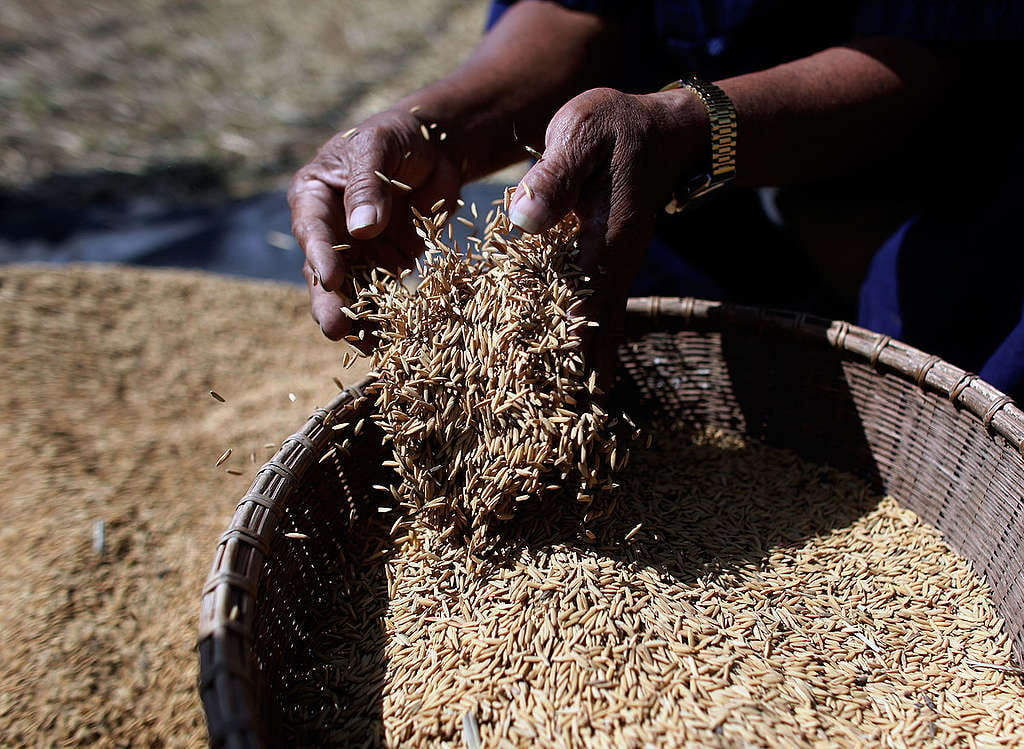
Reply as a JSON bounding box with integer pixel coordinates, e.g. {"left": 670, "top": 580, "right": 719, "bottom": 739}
{"left": 683, "top": 173, "right": 713, "bottom": 196}
{"left": 666, "top": 177, "right": 733, "bottom": 214}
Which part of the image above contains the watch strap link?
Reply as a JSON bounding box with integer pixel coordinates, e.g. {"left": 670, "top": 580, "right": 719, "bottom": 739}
{"left": 661, "top": 76, "right": 738, "bottom": 213}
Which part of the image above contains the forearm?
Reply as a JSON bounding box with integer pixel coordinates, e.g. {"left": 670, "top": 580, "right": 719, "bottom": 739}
{"left": 718, "top": 37, "right": 957, "bottom": 188}
{"left": 394, "top": 0, "right": 618, "bottom": 180}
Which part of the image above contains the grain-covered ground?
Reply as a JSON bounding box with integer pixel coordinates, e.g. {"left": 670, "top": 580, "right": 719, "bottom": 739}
{"left": 0, "top": 264, "right": 371, "bottom": 746}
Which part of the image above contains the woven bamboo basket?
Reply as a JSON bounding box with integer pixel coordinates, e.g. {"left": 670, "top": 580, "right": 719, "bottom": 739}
{"left": 197, "top": 296, "right": 1024, "bottom": 748}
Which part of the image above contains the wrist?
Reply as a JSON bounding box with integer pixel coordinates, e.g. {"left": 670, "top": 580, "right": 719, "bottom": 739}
{"left": 657, "top": 77, "right": 738, "bottom": 213}
{"left": 646, "top": 87, "right": 713, "bottom": 177}
{"left": 395, "top": 74, "right": 537, "bottom": 181}
{"left": 387, "top": 92, "right": 471, "bottom": 171}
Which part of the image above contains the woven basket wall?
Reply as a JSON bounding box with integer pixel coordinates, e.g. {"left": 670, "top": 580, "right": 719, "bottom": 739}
{"left": 197, "top": 296, "right": 1024, "bottom": 748}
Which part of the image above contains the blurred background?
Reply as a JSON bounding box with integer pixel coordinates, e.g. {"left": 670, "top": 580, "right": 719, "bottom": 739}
{"left": 1, "top": 0, "right": 518, "bottom": 280}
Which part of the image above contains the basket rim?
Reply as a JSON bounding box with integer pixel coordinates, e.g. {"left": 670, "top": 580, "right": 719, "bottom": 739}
{"left": 623, "top": 296, "right": 1024, "bottom": 452}
{"left": 195, "top": 295, "right": 1024, "bottom": 747}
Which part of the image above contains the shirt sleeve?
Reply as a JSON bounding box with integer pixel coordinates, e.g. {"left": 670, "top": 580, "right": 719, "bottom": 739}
{"left": 486, "top": 0, "right": 630, "bottom": 30}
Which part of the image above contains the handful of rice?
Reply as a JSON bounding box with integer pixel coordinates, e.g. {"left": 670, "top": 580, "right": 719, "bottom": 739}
{"left": 348, "top": 188, "right": 633, "bottom": 545}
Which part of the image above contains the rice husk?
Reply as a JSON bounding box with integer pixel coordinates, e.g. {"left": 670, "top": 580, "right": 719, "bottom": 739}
{"left": 284, "top": 426, "right": 1024, "bottom": 747}
{"left": 279, "top": 197, "right": 1024, "bottom": 747}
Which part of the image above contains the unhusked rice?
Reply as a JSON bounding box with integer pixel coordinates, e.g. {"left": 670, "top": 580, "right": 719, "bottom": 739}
{"left": 281, "top": 196, "right": 1024, "bottom": 747}
{"left": 284, "top": 427, "right": 1024, "bottom": 747}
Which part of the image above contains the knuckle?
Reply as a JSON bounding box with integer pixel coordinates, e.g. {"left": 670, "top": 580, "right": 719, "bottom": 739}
{"left": 318, "top": 315, "right": 349, "bottom": 341}
{"left": 549, "top": 97, "right": 615, "bottom": 152}
{"left": 351, "top": 117, "right": 409, "bottom": 166}
{"left": 582, "top": 86, "right": 623, "bottom": 105}
{"left": 291, "top": 216, "right": 319, "bottom": 244}
{"left": 570, "top": 87, "right": 625, "bottom": 117}
{"left": 320, "top": 264, "right": 346, "bottom": 293}
{"left": 344, "top": 170, "right": 388, "bottom": 207}
{"left": 287, "top": 167, "right": 319, "bottom": 203}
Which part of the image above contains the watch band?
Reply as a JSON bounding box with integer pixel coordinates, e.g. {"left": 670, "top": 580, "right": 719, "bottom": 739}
{"left": 660, "top": 76, "right": 738, "bottom": 213}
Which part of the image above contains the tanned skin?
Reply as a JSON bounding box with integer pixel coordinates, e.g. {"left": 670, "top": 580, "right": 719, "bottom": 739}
{"left": 288, "top": 1, "right": 957, "bottom": 376}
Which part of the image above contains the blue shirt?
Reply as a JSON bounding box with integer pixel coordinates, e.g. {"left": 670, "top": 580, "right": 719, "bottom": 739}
{"left": 487, "top": 0, "right": 1024, "bottom": 399}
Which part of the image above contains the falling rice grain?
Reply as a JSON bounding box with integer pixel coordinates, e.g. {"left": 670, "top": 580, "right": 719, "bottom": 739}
{"left": 275, "top": 184, "right": 1024, "bottom": 749}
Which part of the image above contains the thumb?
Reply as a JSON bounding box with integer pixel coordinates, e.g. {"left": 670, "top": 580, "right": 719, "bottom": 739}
{"left": 508, "top": 117, "right": 605, "bottom": 235}
{"left": 343, "top": 143, "right": 396, "bottom": 241}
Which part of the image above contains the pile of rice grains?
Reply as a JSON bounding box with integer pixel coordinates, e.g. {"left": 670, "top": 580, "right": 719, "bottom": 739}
{"left": 284, "top": 189, "right": 1024, "bottom": 747}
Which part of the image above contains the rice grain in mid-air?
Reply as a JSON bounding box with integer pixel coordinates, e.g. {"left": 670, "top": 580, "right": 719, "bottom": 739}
{"left": 345, "top": 187, "right": 626, "bottom": 545}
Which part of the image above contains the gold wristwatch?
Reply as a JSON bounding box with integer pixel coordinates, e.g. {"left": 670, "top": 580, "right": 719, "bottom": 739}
{"left": 661, "top": 76, "right": 738, "bottom": 214}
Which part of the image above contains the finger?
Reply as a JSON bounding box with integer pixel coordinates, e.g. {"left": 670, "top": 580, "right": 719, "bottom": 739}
{"left": 377, "top": 192, "right": 430, "bottom": 266}
{"left": 592, "top": 285, "right": 628, "bottom": 397}
{"left": 363, "top": 234, "right": 413, "bottom": 274}
{"left": 508, "top": 100, "right": 608, "bottom": 234}
{"left": 572, "top": 169, "right": 652, "bottom": 385}
{"left": 575, "top": 175, "right": 614, "bottom": 280}
{"left": 576, "top": 164, "right": 657, "bottom": 292}
{"left": 289, "top": 174, "right": 350, "bottom": 293}
{"left": 304, "top": 260, "right": 352, "bottom": 341}
{"left": 403, "top": 157, "right": 463, "bottom": 259}
{"left": 569, "top": 177, "right": 613, "bottom": 360}
{"left": 342, "top": 134, "right": 400, "bottom": 241}
{"left": 409, "top": 156, "right": 462, "bottom": 215}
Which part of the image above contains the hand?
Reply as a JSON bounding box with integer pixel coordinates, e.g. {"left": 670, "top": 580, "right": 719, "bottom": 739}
{"left": 288, "top": 107, "right": 463, "bottom": 341}
{"left": 507, "top": 86, "right": 708, "bottom": 383}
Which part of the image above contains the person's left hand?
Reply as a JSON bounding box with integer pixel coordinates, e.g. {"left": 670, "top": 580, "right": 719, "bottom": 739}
{"left": 507, "top": 86, "right": 710, "bottom": 384}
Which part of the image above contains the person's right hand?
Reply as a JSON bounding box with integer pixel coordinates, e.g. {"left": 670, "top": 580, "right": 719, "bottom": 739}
{"left": 288, "top": 107, "right": 464, "bottom": 341}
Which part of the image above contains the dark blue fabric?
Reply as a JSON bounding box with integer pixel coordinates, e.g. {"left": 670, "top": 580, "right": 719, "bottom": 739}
{"left": 854, "top": 1, "right": 1024, "bottom": 40}
{"left": 488, "top": 0, "right": 859, "bottom": 87}
{"left": 487, "top": 1, "right": 1024, "bottom": 85}
{"left": 487, "top": 0, "right": 1024, "bottom": 399}
{"left": 859, "top": 141, "right": 1024, "bottom": 400}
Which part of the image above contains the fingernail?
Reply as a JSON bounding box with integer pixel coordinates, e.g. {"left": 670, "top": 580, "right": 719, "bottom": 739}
{"left": 349, "top": 204, "right": 378, "bottom": 232}
{"left": 509, "top": 191, "right": 546, "bottom": 234}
